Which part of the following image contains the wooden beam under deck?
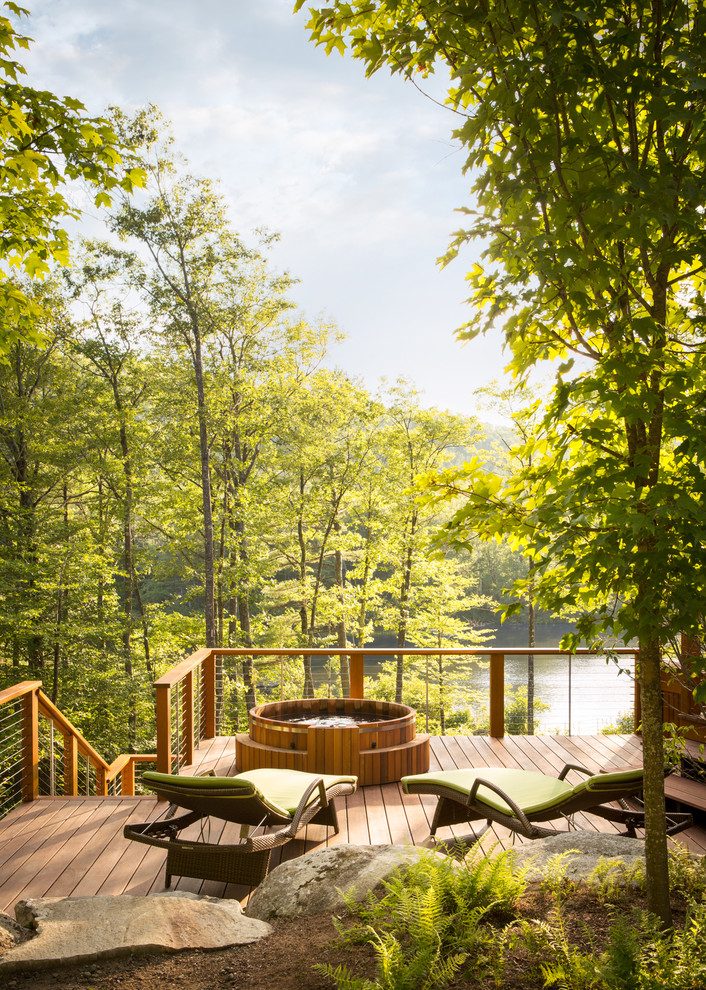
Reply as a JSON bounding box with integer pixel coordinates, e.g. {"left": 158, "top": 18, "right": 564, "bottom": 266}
{"left": 1, "top": 733, "right": 704, "bottom": 915}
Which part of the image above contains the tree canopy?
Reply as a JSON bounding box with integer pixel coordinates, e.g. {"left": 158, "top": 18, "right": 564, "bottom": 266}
{"left": 0, "top": 2, "right": 143, "bottom": 357}
{"left": 295, "top": 0, "right": 706, "bottom": 925}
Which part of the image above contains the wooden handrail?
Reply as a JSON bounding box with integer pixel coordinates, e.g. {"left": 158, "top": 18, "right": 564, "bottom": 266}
{"left": 105, "top": 753, "right": 157, "bottom": 778}
{"left": 0, "top": 680, "right": 42, "bottom": 705}
{"left": 153, "top": 648, "right": 211, "bottom": 688}
{"left": 154, "top": 644, "right": 640, "bottom": 777}
{"left": 105, "top": 753, "right": 158, "bottom": 796}
{"left": 37, "top": 691, "right": 110, "bottom": 771}
{"left": 176, "top": 647, "right": 637, "bottom": 656}
{"left": 0, "top": 681, "right": 158, "bottom": 805}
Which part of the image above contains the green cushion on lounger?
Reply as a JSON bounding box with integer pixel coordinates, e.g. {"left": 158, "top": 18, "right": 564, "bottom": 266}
{"left": 402, "top": 768, "right": 574, "bottom": 817}
{"left": 236, "top": 769, "right": 358, "bottom": 816}
{"left": 577, "top": 768, "right": 644, "bottom": 793}
{"left": 142, "top": 769, "right": 357, "bottom": 820}
{"left": 402, "top": 766, "right": 646, "bottom": 820}
{"left": 144, "top": 771, "right": 249, "bottom": 790}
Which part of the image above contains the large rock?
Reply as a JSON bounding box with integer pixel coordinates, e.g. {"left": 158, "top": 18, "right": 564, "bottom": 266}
{"left": 1, "top": 891, "right": 272, "bottom": 972}
{"left": 507, "top": 831, "right": 648, "bottom": 880}
{"left": 0, "top": 913, "right": 33, "bottom": 954}
{"left": 246, "top": 843, "right": 448, "bottom": 921}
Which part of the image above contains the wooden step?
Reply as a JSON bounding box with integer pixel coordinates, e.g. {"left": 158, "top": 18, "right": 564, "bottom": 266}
{"left": 665, "top": 775, "right": 706, "bottom": 813}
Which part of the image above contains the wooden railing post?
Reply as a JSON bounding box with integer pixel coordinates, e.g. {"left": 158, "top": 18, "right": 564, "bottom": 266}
{"left": 63, "top": 731, "right": 78, "bottom": 795}
{"left": 121, "top": 759, "right": 135, "bottom": 796}
{"left": 634, "top": 649, "right": 642, "bottom": 732}
{"left": 349, "top": 652, "right": 364, "bottom": 699}
{"left": 21, "top": 688, "right": 39, "bottom": 802}
{"left": 489, "top": 652, "right": 505, "bottom": 738}
{"left": 204, "top": 651, "right": 216, "bottom": 739}
{"left": 184, "top": 669, "right": 195, "bottom": 766}
{"left": 156, "top": 684, "right": 172, "bottom": 774}
{"left": 95, "top": 763, "right": 107, "bottom": 796}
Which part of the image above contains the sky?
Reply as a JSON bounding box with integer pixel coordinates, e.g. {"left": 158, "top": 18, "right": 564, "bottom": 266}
{"left": 19, "top": 0, "right": 509, "bottom": 419}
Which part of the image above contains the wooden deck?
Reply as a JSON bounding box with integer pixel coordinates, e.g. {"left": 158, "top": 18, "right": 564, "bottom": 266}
{"left": 3, "top": 733, "right": 705, "bottom": 914}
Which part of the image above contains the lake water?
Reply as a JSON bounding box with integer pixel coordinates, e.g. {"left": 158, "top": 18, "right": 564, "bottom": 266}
{"left": 311, "top": 622, "right": 636, "bottom": 734}
{"left": 473, "top": 622, "right": 636, "bottom": 733}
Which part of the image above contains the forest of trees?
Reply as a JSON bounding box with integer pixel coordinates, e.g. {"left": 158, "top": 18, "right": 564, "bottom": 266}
{"left": 0, "top": 119, "right": 530, "bottom": 756}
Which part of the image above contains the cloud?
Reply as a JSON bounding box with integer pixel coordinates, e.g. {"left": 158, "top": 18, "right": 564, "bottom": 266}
{"left": 18, "top": 0, "right": 505, "bottom": 417}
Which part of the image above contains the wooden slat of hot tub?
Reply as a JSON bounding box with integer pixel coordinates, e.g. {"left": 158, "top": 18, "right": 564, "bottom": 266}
{"left": 235, "top": 734, "right": 305, "bottom": 773}
{"left": 332, "top": 718, "right": 342, "bottom": 771}
{"left": 359, "top": 735, "right": 430, "bottom": 786}
{"left": 340, "top": 724, "right": 359, "bottom": 776}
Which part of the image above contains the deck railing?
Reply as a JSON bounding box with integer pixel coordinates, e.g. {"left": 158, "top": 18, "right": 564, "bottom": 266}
{"left": 0, "top": 645, "right": 643, "bottom": 810}
{"left": 153, "top": 646, "right": 640, "bottom": 774}
{"left": 0, "top": 681, "right": 157, "bottom": 816}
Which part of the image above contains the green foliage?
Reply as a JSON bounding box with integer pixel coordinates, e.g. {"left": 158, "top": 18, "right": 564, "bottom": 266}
{"left": 593, "top": 917, "right": 645, "bottom": 990}
{"left": 0, "top": 277, "right": 497, "bottom": 754}
{"left": 587, "top": 857, "right": 646, "bottom": 907}
{"left": 600, "top": 711, "right": 635, "bottom": 735}
{"left": 0, "top": 4, "right": 142, "bottom": 356}
{"left": 534, "top": 917, "right": 599, "bottom": 990}
{"left": 635, "top": 900, "right": 706, "bottom": 990}
{"left": 537, "top": 852, "right": 581, "bottom": 901}
{"left": 328, "top": 849, "right": 523, "bottom": 989}
{"left": 317, "top": 928, "right": 466, "bottom": 990}
{"left": 511, "top": 863, "right": 706, "bottom": 990}
{"left": 295, "top": 0, "right": 706, "bottom": 925}
{"left": 320, "top": 838, "right": 706, "bottom": 990}
{"left": 504, "top": 686, "right": 550, "bottom": 735}
{"left": 667, "top": 843, "right": 706, "bottom": 904}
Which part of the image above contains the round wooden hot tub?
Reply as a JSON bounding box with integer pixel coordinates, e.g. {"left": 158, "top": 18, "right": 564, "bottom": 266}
{"left": 235, "top": 698, "right": 430, "bottom": 786}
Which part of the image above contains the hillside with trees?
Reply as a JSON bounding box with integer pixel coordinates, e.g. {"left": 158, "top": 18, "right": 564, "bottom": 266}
{"left": 0, "top": 107, "right": 530, "bottom": 757}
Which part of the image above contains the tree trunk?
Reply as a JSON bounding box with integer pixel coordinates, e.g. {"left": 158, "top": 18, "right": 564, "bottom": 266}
{"left": 527, "top": 557, "right": 535, "bottom": 734}
{"left": 237, "top": 593, "right": 257, "bottom": 713}
{"left": 191, "top": 322, "right": 217, "bottom": 648}
{"left": 356, "top": 554, "right": 371, "bottom": 647}
{"left": 438, "top": 648, "right": 445, "bottom": 735}
{"left": 51, "top": 485, "right": 69, "bottom": 706}
{"left": 638, "top": 636, "right": 672, "bottom": 928}
{"left": 96, "top": 475, "right": 106, "bottom": 650}
{"left": 116, "top": 401, "right": 136, "bottom": 749}
{"left": 52, "top": 584, "right": 62, "bottom": 706}
{"left": 334, "top": 519, "right": 349, "bottom": 697}
{"left": 395, "top": 518, "right": 416, "bottom": 703}
{"left": 297, "top": 471, "right": 315, "bottom": 698}
{"left": 132, "top": 578, "right": 153, "bottom": 677}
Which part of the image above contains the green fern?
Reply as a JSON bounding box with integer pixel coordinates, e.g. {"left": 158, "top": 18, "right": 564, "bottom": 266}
{"left": 593, "top": 915, "right": 646, "bottom": 990}
{"left": 455, "top": 845, "right": 528, "bottom": 914}
{"left": 315, "top": 961, "right": 378, "bottom": 990}
{"left": 635, "top": 900, "right": 706, "bottom": 990}
{"left": 539, "top": 956, "right": 599, "bottom": 990}
{"left": 316, "top": 929, "right": 466, "bottom": 990}
{"left": 668, "top": 842, "right": 706, "bottom": 902}
{"left": 587, "top": 856, "right": 646, "bottom": 905}
{"left": 539, "top": 850, "right": 581, "bottom": 899}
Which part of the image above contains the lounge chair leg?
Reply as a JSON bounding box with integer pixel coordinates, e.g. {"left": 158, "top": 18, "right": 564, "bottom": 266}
{"left": 431, "top": 822, "right": 491, "bottom": 858}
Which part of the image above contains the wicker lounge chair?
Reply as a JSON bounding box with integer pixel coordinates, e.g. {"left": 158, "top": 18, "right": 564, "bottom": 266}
{"left": 125, "top": 767, "right": 357, "bottom": 887}
{"left": 402, "top": 764, "right": 691, "bottom": 845}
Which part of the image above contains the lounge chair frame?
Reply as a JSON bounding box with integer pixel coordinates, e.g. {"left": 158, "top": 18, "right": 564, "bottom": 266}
{"left": 125, "top": 772, "right": 356, "bottom": 887}
{"left": 403, "top": 763, "right": 692, "bottom": 845}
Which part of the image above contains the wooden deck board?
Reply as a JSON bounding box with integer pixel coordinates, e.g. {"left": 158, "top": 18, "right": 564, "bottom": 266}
{"left": 1, "top": 732, "right": 704, "bottom": 914}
